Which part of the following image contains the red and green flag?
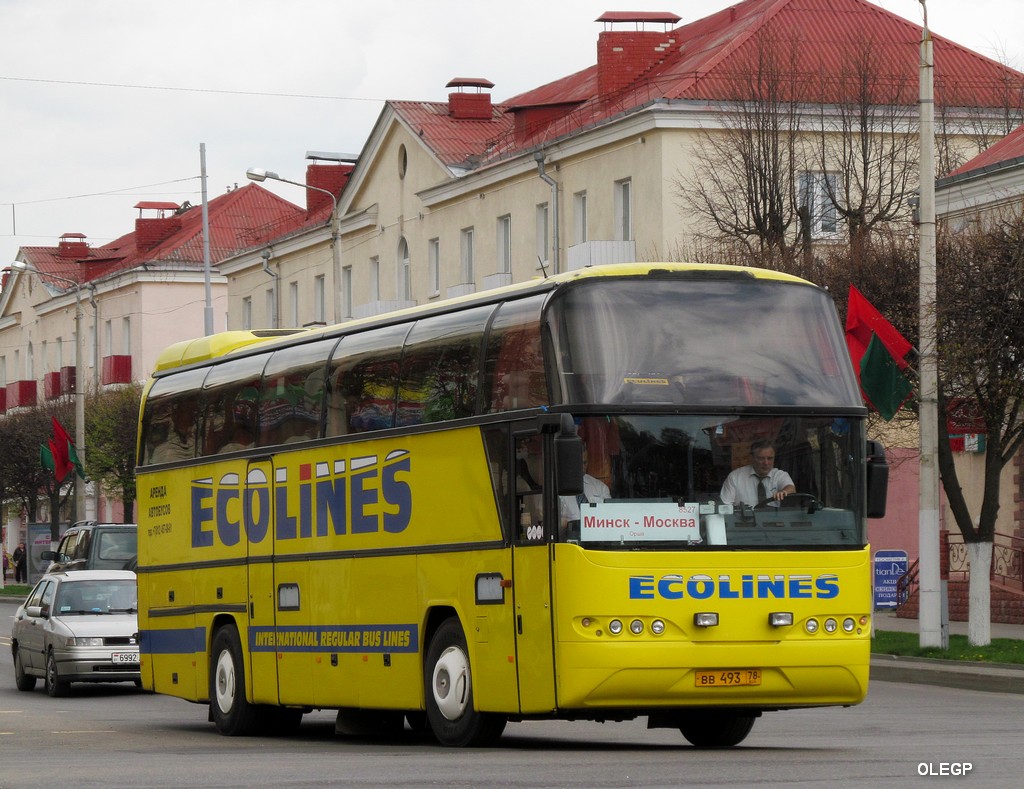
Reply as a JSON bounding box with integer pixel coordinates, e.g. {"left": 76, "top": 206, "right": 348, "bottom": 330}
{"left": 40, "top": 417, "right": 85, "bottom": 482}
{"left": 845, "top": 285, "right": 914, "bottom": 420}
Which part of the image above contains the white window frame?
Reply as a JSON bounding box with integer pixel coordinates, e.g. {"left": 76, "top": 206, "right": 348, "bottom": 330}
{"left": 342, "top": 266, "right": 353, "bottom": 318}
{"left": 428, "top": 238, "right": 440, "bottom": 297}
{"left": 799, "top": 171, "right": 841, "bottom": 238}
{"left": 573, "top": 190, "right": 588, "bottom": 244}
{"left": 288, "top": 281, "right": 299, "bottom": 327}
{"left": 497, "top": 215, "right": 512, "bottom": 274}
{"left": 397, "top": 237, "right": 411, "bottom": 300}
{"left": 370, "top": 256, "right": 380, "bottom": 301}
{"left": 122, "top": 316, "right": 131, "bottom": 355}
{"left": 535, "top": 203, "right": 549, "bottom": 267}
{"left": 614, "top": 178, "right": 632, "bottom": 241}
{"left": 41, "top": 340, "right": 48, "bottom": 373}
{"left": 265, "top": 288, "right": 277, "bottom": 328}
{"left": 242, "top": 297, "right": 252, "bottom": 330}
{"left": 313, "top": 275, "right": 326, "bottom": 323}
{"left": 460, "top": 227, "right": 475, "bottom": 284}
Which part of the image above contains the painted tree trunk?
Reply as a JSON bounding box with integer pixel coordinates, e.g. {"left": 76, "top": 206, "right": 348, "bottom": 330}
{"left": 967, "top": 541, "right": 993, "bottom": 647}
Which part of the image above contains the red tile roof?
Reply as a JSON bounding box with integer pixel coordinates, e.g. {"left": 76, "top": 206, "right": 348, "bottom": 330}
{"left": 19, "top": 184, "right": 310, "bottom": 288}
{"left": 947, "top": 124, "right": 1024, "bottom": 177}
{"left": 394, "top": 0, "right": 1024, "bottom": 170}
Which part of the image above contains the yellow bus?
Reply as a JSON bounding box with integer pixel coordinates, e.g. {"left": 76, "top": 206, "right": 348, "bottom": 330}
{"left": 136, "top": 262, "right": 887, "bottom": 747}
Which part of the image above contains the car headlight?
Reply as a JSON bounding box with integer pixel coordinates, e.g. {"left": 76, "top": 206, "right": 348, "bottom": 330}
{"left": 67, "top": 637, "right": 105, "bottom": 646}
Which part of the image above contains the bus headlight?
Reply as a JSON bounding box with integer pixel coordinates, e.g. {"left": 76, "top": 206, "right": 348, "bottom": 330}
{"left": 843, "top": 618, "right": 856, "bottom": 633}
{"left": 824, "top": 618, "right": 838, "bottom": 633}
{"left": 768, "top": 612, "right": 794, "bottom": 627}
{"left": 608, "top": 619, "right": 623, "bottom": 635}
{"left": 805, "top": 618, "right": 820, "bottom": 634}
{"left": 693, "top": 612, "right": 719, "bottom": 628}
{"left": 650, "top": 619, "right": 665, "bottom": 635}
{"left": 629, "top": 619, "right": 644, "bottom": 635}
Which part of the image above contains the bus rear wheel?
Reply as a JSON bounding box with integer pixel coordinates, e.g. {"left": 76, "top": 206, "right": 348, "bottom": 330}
{"left": 210, "top": 625, "right": 261, "bottom": 736}
{"left": 424, "top": 618, "right": 506, "bottom": 747}
{"left": 679, "top": 713, "right": 756, "bottom": 747}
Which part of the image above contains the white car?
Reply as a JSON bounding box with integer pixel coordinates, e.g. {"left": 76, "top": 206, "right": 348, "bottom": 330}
{"left": 11, "top": 569, "right": 140, "bottom": 696}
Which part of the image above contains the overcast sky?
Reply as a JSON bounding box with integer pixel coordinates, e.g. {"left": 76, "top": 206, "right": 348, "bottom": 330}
{"left": 2, "top": 0, "right": 1022, "bottom": 268}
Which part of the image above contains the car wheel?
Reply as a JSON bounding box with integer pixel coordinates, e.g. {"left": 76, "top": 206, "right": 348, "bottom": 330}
{"left": 679, "top": 713, "right": 756, "bottom": 747}
{"left": 209, "top": 625, "right": 261, "bottom": 736}
{"left": 14, "top": 648, "right": 37, "bottom": 692}
{"left": 45, "top": 651, "right": 70, "bottom": 697}
{"left": 423, "top": 618, "right": 506, "bottom": 747}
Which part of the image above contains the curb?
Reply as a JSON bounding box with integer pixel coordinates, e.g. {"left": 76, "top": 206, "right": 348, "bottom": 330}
{"left": 871, "top": 654, "right": 1024, "bottom": 695}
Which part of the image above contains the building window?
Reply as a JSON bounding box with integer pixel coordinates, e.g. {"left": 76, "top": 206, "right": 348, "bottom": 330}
{"left": 460, "top": 227, "right": 475, "bottom": 284}
{"left": 56, "top": 338, "right": 63, "bottom": 370}
{"left": 428, "top": 238, "right": 440, "bottom": 297}
{"left": 0, "top": 356, "right": 5, "bottom": 387}
{"left": 342, "top": 266, "right": 353, "bottom": 318}
{"left": 266, "top": 288, "right": 277, "bottom": 328}
{"left": 287, "top": 281, "right": 298, "bottom": 327}
{"left": 614, "top": 179, "right": 632, "bottom": 241}
{"left": 370, "top": 256, "right": 380, "bottom": 301}
{"left": 242, "top": 297, "right": 252, "bottom": 330}
{"left": 536, "top": 203, "right": 549, "bottom": 267}
{"left": 573, "top": 191, "right": 588, "bottom": 244}
{"left": 27, "top": 342, "right": 34, "bottom": 378}
{"left": 41, "top": 340, "right": 48, "bottom": 373}
{"left": 314, "top": 275, "right": 325, "bottom": 323}
{"left": 497, "top": 215, "right": 512, "bottom": 274}
{"left": 397, "top": 237, "right": 411, "bottom": 300}
{"left": 122, "top": 317, "right": 131, "bottom": 355}
{"left": 104, "top": 320, "right": 113, "bottom": 356}
{"left": 799, "top": 171, "right": 840, "bottom": 237}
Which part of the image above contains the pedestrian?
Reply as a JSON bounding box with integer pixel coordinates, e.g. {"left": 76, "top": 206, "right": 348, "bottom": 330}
{"left": 12, "top": 541, "right": 27, "bottom": 584}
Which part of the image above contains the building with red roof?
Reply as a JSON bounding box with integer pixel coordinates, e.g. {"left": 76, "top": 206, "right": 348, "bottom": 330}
{"left": 937, "top": 123, "right": 1024, "bottom": 222}
{"left": 0, "top": 182, "right": 313, "bottom": 522}
{"left": 223, "top": 0, "right": 1022, "bottom": 331}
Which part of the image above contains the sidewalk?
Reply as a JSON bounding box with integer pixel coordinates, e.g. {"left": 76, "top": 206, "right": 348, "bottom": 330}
{"left": 871, "top": 610, "right": 1024, "bottom": 695}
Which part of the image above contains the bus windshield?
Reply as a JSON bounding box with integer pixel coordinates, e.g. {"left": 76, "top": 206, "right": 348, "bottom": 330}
{"left": 556, "top": 414, "right": 864, "bottom": 550}
{"left": 548, "top": 274, "right": 860, "bottom": 408}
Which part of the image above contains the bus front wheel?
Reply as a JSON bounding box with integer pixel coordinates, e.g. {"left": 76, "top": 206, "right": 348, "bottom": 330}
{"left": 679, "top": 713, "right": 756, "bottom": 747}
{"left": 423, "top": 618, "right": 506, "bottom": 747}
{"left": 210, "top": 625, "right": 261, "bottom": 736}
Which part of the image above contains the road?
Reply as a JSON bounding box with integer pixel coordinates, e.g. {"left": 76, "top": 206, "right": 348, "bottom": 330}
{"left": 2, "top": 599, "right": 1021, "bottom": 788}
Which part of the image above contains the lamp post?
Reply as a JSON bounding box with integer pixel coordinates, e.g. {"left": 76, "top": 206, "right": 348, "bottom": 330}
{"left": 10, "top": 261, "right": 87, "bottom": 521}
{"left": 246, "top": 167, "right": 343, "bottom": 324}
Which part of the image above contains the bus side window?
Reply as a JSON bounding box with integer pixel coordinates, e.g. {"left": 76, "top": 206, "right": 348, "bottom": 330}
{"left": 259, "top": 338, "right": 335, "bottom": 446}
{"left": 484, "top": 295, "right": 548, "bottom": 413}
{"left": 326, "top": 325, "right": 408, "bottom": 437}
{"left": 482, "top": 427, "right": 513, "bottom": 539}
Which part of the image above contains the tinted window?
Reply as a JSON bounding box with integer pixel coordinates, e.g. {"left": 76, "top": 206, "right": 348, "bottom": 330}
{"left": 326, "top": 324, "right": 409, "bottom": 436}
{"left": 397, "top": 305, "right": 493, "bottom": 426}
{"left": 201, "top": 354, "right": 271, "bottom": 455}
{"left": 141, "top": 367, "right": 208, "bottom": 465}
{"left": 260, "top": 337, "right": 337, "bottom": 446}
{"left": 483, "top": 295, "right": 549, "bottom": 412}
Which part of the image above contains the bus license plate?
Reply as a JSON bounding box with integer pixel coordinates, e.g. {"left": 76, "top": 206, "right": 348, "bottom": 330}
{"left": 111, "top": 652, "right": 139, "bottom": 665}
{"left": 695, "top": 669, "right": 761, "bottom": 687}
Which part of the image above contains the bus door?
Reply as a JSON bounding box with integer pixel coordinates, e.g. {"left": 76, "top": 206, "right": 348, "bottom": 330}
{"left": 244, "top": 460, "right": 279, "bottom": 704}
{"left": 510, "top": 431, "right": 557, "bottom": 713}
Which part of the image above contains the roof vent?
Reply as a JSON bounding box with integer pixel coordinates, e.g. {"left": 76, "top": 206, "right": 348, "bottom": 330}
{"left": 446, "top": 77, "right": 495, "bottom": 120}
{"left": 58, "top": 232, "right": 90, "bottom": 260}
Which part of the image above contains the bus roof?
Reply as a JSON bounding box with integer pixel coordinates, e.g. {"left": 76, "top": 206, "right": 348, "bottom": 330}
{"left": 149, "top": 263, "right": 812, "bottom": 376}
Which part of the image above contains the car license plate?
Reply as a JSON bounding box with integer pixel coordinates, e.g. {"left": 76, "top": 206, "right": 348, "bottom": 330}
{"left": 695, "top": 668, "right": 761, "bottom": 687}
{"left": 111, "top": 652, "right": 139, "bottom": 665}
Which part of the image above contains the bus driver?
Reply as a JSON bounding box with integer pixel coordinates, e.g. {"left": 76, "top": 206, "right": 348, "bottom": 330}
{"left": 720, "top": 440, "right": 795, "bottom": 508}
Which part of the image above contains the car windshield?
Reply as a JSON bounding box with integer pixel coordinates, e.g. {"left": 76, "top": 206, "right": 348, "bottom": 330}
{"left": 556, "top": 414, "right": 866, "bottom": 550}
{"left": 55, "top": 580, "right": 138, "bottom": 615}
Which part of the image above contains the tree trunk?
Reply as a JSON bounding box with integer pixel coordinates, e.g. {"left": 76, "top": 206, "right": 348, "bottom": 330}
{"left": 967, "top": 541, "right": 993, "bottom": 647}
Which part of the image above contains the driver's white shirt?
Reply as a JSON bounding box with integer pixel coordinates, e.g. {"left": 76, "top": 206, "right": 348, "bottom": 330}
{"left": 720, "top": 465, "right": 794, "bottom": 507}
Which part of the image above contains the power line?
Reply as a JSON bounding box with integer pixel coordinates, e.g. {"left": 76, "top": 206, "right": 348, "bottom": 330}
{"left": 5, "top": 178, "right": 200, "bottom": 207}
{"left": 0, "top": 75, "right": 384, "bottom": 103}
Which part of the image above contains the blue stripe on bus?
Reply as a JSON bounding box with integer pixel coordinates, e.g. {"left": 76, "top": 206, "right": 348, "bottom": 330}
{"left": 140, "top": 627, "right": 207, "bottom": 655}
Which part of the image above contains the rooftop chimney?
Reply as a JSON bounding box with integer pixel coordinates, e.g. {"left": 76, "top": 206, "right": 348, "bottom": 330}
{"left": 595, "top": 12, "right": 681, "bottom": 96}
{"left": 58, "top": 232, "right": 90, "bottom": 260}
{"left": 446, "top": 77, "right": 495, "bottom": 120}
{"left": 134, "top": 201, "right": 183, "bottom": 253}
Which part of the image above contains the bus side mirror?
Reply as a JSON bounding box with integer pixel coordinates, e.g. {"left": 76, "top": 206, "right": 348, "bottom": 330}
{"left": 555, "top": 416, "right": 584, "bottom": 496}
{"left": 866, "top": 439, "right": 889, "bottom": 519}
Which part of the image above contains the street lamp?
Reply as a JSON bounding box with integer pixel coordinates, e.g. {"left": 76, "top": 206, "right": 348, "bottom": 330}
{"left": 9, "top": 261, "right": 87, "bottom": 521}
{"left": 246, "top": 167, "right": 344, "bottom": 324}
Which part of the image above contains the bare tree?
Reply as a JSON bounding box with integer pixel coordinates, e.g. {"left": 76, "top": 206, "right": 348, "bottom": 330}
{"left": 677, "top": 31, "right": 811, "bottom": 271}
{"left": 812, "top": 36, "right": 920, "bottom": 270}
